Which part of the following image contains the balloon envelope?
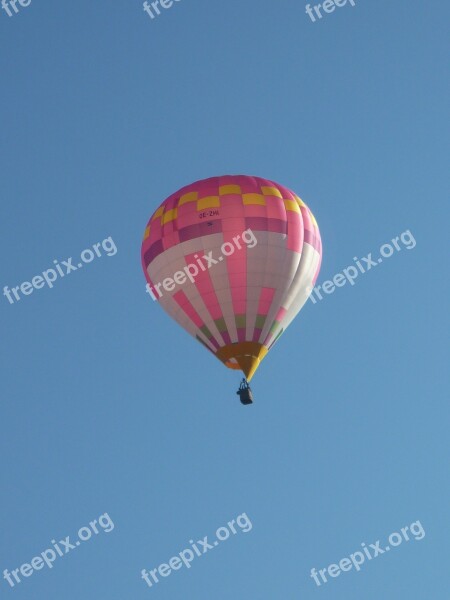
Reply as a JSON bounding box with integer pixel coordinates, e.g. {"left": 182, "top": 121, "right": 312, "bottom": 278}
{"left": 141, "top": 175, "right": 322, "bottom": 380}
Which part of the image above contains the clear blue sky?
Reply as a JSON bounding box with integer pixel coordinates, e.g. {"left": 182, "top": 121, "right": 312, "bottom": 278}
{"left": 0, "top": 1, "right": 448, "bottom": 598}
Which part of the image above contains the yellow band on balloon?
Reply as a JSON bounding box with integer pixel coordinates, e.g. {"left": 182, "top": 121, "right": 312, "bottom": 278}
{"left": 216, "top": 342, "right": 268, "bottom": 381}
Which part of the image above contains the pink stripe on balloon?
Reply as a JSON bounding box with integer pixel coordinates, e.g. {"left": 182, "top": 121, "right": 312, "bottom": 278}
{"left": 172, "top": 290, "right": 203, "bottom": 328}
{"left": 223, "top": 228, "right": 247, "bottom": 318}
{"left": 300, "top": 206, "right": 313, "bottom": 231}
{"left": 303, "top": 229, "right": 321, "bottom": 252}
{"left": 222, "top": 216, "right": 246, "bottom": 232}
{"left": 222, "top": 331, "right": 232, "bottom": 345}
{"left": 244, "top": 205, "right": 267, "bottom": 218}
{"left": 237, "top": 328, "right": 246, "bottom": 342}
{"left": 162, "top": 231, "right": 180, "bottom": 250}
{"left": 257, "top": 287, "right": 275, "bottom": 315}
{"left": 266, "top": 198, "right": 286, "bottom": 219}
{"left": 148, "top": 219, "right": 162, "bottom": 245}
{"left": 252, "top": 328, "right": 262, "bottom": 342}
{"left": 275, "top": 183, "right": 296, "bottom": 200}
{"left": 208, "top": 337, "right": 221, "bottom": 350}
{"left": 286, "top": 210, "right": 303, "bottom": 253}
{"left": 275, "top": 307, "right": 287, "bottom": 322}
{"left": 184, "top": 252, "right": 223, "bottom": 320}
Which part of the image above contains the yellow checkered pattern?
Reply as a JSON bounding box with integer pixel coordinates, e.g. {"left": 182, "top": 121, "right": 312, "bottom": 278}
{"left": 143, "top": 184, "right": 318, "bottom": 237}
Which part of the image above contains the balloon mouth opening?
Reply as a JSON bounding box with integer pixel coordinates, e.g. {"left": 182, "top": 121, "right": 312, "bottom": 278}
{"left": 216, "top": 342, "right": 268, "bottom": 381}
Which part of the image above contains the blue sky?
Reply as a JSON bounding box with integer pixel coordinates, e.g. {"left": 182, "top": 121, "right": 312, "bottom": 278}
{"left": 0, "top": 1, "right": 448, "bottom": 598}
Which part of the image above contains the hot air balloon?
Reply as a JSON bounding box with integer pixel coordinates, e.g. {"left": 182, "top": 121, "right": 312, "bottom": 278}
{"left": 141, "top": 175, "right": 322, "bottom": 404}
